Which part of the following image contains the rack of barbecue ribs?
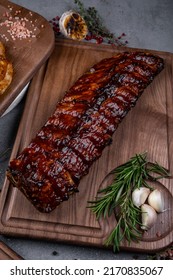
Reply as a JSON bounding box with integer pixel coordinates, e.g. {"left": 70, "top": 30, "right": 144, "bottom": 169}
{"left": 7, "top": 51, "right": 164, "bottom": 213}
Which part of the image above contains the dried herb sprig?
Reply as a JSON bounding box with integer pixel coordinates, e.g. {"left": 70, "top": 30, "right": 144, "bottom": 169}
{"left": 49, "top": 0, "right": 128, "bottom": 45}
{"left": 88, "top": 152, "right": 170, "bottom": 252}
{"left": 74, "top": 0, "right": 127, "bottom": 45}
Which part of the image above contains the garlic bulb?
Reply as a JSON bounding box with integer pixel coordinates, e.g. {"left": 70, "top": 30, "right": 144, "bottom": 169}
{"left": 141, "top": 204, "right": 157, "bottom": 230}
{"left": 132, "top": 187, "right": 150, "bottom": 207}
{"left": 148, "top": 189, "right": 164, "bottom": 213}
{"left": 59, "top": 10, "right": 88, "bottom": 40}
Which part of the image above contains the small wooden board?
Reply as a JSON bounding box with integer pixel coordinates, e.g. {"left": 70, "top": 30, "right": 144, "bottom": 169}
{"left": 0, "top": 241, "right": 22, "bottom": 259}
{"left": 0, "top": 39, "right": 173, "bottom": 252}
{"left": 0, "top": 0, "right": 54, "bottom": 116}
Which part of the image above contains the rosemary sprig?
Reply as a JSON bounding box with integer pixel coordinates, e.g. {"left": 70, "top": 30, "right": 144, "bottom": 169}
{"left": 88, "top": 152, "right": 170, "bottom": 252}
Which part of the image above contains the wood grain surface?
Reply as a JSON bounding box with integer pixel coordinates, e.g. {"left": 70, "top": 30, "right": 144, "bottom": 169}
{"left": 0, "top": 39, "right": 172, "bottom": 252}
{"left": 0, "top": 0, "right": 54, "bottom": 116}
{"left": 0, "top": 241, "right": 22, "bottom": 259}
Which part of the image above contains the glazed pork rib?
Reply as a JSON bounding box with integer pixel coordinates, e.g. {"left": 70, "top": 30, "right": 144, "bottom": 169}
{"left": 7, "top": 51, "right": 164, "bottom": 213}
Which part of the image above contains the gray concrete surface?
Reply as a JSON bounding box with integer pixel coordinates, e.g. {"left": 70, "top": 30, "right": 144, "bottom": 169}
{"left": 0, "top": 0, "right": 172, "bottom": 260}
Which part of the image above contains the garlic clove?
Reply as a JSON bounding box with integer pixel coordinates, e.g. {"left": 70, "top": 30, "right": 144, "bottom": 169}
{"left": 141, "top": 204, "right": 157, "bottom": 230}
{"left": 59, "top": 10, "right": 88, "bottom": 40}
{"left": 132, "top": 187, "right": 150, "bottom": 207}
{"left": 148, "top": 189, "right": 164, "bottom": 213}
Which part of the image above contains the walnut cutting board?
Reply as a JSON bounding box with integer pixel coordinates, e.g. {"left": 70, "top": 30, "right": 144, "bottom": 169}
{"left": 0, "top": 241, "right": 22, "bottom": 259}
{"left": 0, "top": 0, "right": 54, "bottom": 116}
{"left": 0, "top": 39, "right": 173, "bottom": 253}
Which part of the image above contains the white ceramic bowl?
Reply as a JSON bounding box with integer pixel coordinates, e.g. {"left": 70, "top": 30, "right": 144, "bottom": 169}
{"left": 2, "top": 83, "right": 29, "bottom": 117}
